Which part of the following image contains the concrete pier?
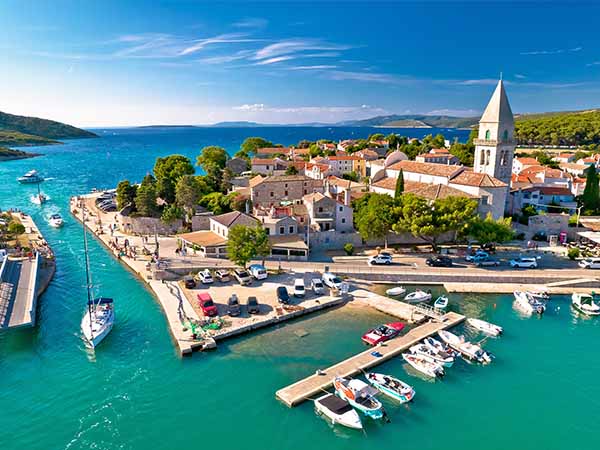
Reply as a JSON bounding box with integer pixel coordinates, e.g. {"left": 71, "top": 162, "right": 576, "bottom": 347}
{"left": 276, "top": 309, "right": 464, "bottom": 407}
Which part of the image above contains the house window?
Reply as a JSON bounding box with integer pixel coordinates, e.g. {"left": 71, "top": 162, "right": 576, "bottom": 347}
{"left": 485, "top": 130, "right": 491, "bottom": 140}
{"left": 318, "top": 207, "right": 323, "bottom": 213}
{"left": 304, "top": 190, "right": 307, "bottom": 195}
{"left": 481, "top": 195, "right": 489, "bottom": 205}
{"left": 270, "top": 192, "right": 274, "bottom": 197}
{"left": 325, "top": 223, "right": 331, "bottom": 231}
{"left": 339, "top": 206, "right": 343, "bottom": 212}
{"left": 279, "top": 226, "right": 284, "bottom": 234}
{"left": 265, "top": 228, "right": 270, "bottom": 235}
{"left": 284, "top": 190, "right": 288, "bottom": 196}
{"left": 480, "top": 150, "right": 485, "bottom": 165}
{"left": 300, "top": 217, "right": 304, "bottom": 223}
{"left": 341, "top": 218, "right": 346, "bottom": 224}
{"left": 266, "top": 165, "right": 270, "bottom": 170}
{"left": 503, "top": 130, "right": 509, "bottom": 141}
{"left": 285, "top": 184, "right": 288, "bottom": 188}
{"left": 289, "top": 226, "right": 294, "bottom": 233}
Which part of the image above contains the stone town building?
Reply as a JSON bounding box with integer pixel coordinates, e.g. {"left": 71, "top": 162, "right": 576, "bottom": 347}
{"left": 250, "top": 175, "right": 323, "bottom": 208}
{"left": 302, "top": 192, "right": 354, "bottom": 233}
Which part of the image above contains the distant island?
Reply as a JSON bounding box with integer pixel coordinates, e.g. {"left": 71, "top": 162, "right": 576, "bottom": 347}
{"left": 0, "top": 110, "right": 98, "bottom": 162}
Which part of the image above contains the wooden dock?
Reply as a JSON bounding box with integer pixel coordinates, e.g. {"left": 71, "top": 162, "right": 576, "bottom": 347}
{"left": 275, "top": 310, "right": 464, "bottom": 407}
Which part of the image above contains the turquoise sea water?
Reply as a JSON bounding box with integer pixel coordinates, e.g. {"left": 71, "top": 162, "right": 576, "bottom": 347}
{"left": 1, "top": 127, "right": 598, "bottom": 450}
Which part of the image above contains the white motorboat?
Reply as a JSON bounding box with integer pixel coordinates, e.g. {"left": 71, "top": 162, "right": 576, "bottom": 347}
{"left": 365, "top": 372, "right": 415, "bottom": 403}
{"left": 423, "top": 336, "right": 459, "bottom": 358}
{"left": 434, "top": 295, "right": 449, "bottom": 309}
{"left": 402, "top": 353, "right": 444, "bottom": 378}
{"left": 571, "top": 293, "right": 600, "bottom": 316}
{"left": 48, "top": 214, "right": 64, "bottom": 228}
{"left": 80, "top": 207, "right": 115, "bottom": 349}
{"left": 528, "top": 290, "right": 550, "bottom": 301}
{"left": 17, "top": 170, "right": 44, "bottom": 184}
{"left": 404, "top": 289, "right": 432, "bottom": 303}
{"left": 314, "top": 393, "right": 363, "bottom": 430}
{"left": 513, "top": 291, "right": 545, "bottom": 315}
{"left": 386, "top": 286, "right": 406, "bottom": 296}
{"left": 410, "top": 343, "right": 454, "bottom": 367}
{"left": 333, "top": 377, "right": 385, "bottom": 420}
{"left": 438, "top": 330, "right": 493, "bottom": 364}
{"left": 466, "top": 318, "right": 503, "bottom": 337}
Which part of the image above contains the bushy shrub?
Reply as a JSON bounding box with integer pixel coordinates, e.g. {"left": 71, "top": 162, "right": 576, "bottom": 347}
{"left": 568, "top": 247, "right": 580, "bottom": 260}
{"left": 343, "top": 243, "right": 354, "bottom": 256}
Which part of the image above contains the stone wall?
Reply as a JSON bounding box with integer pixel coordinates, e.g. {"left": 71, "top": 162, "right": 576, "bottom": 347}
{"left": 118, "top": 214, "right": 182, "bottom": 235}
{"left": 308, "top": 230, "right": 452, "bottom": 250}
{"left": 191, "top": 213, "right": 212, "bottom": 231}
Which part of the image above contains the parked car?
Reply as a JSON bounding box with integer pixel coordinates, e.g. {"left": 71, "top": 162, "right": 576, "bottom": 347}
{"left": 233, "top": 268, "right": 252, "bottom": 285}
{"left": 466, "top": 250, "right": 488, "bottom": 262}
{"left": 197, "top": 292, "right": 218, "bottom": 317}
{"left": 276, "top": 286, "right": 290, "bottom": 304}
{"left": 248, "top": 264, "right": 268, "bottom": 280}
{"left": 246, "top": 296, "right": 260, "bottom": 314}
{"left": 293, "top": 279, "right": 306, "bottom": 297}
{"left": 197, "top": 269, "right": 214, "bottom": 284}
{"left": 578, "top": 258, "right": 600, "bottom": 269}
{"left": 426, "top": 256, "right": 453, "bottom": 267}
{"left": 474, "top": 256, "right": 501, "bottom": 267}
{"left": 227, "top": 294, "right": 241, "bottom": 316}
{"left": 183, "top": 275, "right": 196, "bottom": 289}
{"left": 322, "top": 272, "right": 343, "bottom": 290}
{"left": 368, "top": 254, "right": 393, "bottom": 265}
{"left": 215, "top": 269, "right": 230, "bottom": 282}
{"left": 480, "top": 242, "right": 496, "bottom": 253}
{"left": 311, "top": 278, "right": 325, "bottom": 295}
{"left": 509, "top": 257, "right": 538, "bottom": 269}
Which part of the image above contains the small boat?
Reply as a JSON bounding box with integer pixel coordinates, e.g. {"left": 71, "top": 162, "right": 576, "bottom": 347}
{"left": 466, "top": 318, "right": 503, "bottom": 336}
{"left": 528, "top": 290, "right": 550, "bottom": 301}
{"left": 365, "top": 372, "right": 415, "bottom": 403}
{"left": 17, "top": 170, "right": 44, "bottom": 184}
{"left": 423, "top": 336, "right": 459, "bottom": 358}
{"left": 48, "top": 214, "right": 64, "bottom": 228}
{"left": 438, "top": 330, "right": 493, "bottom": 364}
{"left": 409, "top": 343, "right": 454, "bottom": 367}
{"left": 513, "top": 291, "right": 545, "bottom": 315}
{"left": 404, "top": 289, "right": 432, "bottom": 303}
{"left": 333, "top": 377, "right": 385, "bottom": 420}
{"left": 571, "top": 293, "right": 600, "bottom": 316}
{"left": 361, "top": 321, "right": 405, "bottom": 346}
{"left": 386, "top": 286, "right": 406, "bottom": 296}
{"left": 402, "top": 353, "right": 444, "bottom": 378}
{"left": 314, "top": 393, "right": 363, "bottom": 430}
{"left": 434, "top": 295, "right": 449, "bottom": 309}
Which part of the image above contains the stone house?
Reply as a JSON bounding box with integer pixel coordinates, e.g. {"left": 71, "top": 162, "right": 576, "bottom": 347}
{"left": 226, "top": 157, "right": 249, "bottom": 175}
{"left": 250, "top": 175, "right": 323, "bottom": 208}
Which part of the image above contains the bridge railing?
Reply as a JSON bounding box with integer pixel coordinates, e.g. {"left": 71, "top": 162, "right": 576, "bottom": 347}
{"left": 24, "top": 252, "right": 39, "bottom": 325}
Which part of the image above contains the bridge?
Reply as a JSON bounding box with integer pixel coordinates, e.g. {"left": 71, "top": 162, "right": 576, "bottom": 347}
{"left": 0, "top": 254, "right": 39, "bottom": 329}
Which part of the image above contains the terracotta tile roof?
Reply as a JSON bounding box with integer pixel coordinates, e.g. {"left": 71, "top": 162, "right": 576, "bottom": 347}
{"left": 388, "top": 160, "right": 464, "bottom": 178}
{"left": 302, "top": 192, "right": 328, "bottom": 203}
{"left": 519, "top": 166, "right": 565, "bottom": 179}
{"left": 211, "top": 211, "right": 259, "bottom": 228}
{"left": 326, "top": 175, "right": 363, "bottom": 189}
{"left": 406, "top": 183, "right": 478, "bottom": 200}
{"left": 254, "top": 147, "right": 290, "bottom": 155}
{"left": 521, "top": 186, "right": 573, "bottom": 196}
{"left": 450, "top": 170, "right": 507, "bottom": 187}
{"left": 371, "top": 177, "right": 400, "bottom": 191}
{"left": 249, "top": 175, "right": 264, "bottom": 188}
{"left": 559, "top": 163, "right": 588, "bottom": 170}
{"left": 306, "top": 162, "right": 330, "bottom": 173}
{"left": 328, "top": 155, "right": 363, "bottom": 161}
{"left": 355, "top": 149, "right": 379, "bottom": 160}
{"left": 255, "top": 174, "right": 313, "bottom": 184}
{"left": 251, "top": 158, "right": 288, "bottom": 166}
{"left": 515, "top": 157, "right": 539, "bottom": 166}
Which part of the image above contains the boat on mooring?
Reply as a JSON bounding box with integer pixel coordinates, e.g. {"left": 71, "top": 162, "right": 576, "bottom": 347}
{"left": 48, "top": 214, "right": 63, "bottom": 228}
{"left": 423, "top": 336, "right": 459, "bottom": 358}
{"left": 410, "top": 343, "right": 454, "bottom": 367}
{"left": 434, "top": 295, "right": 449, "bottom": 310}
{"left": 365, "top": 372, "right": 415, "bottom": 403}
{"left": 30, "top": 182, "right": 47, "bottom": 205}
{"left": 333, "top": 377, "right": 385, "bottom": 420}
{"left": 314, "top": 393, "right": 363, "bottom": 430}
{"left": 438, "top": 330, "right": 493, "bottom": 364}
{"left": 513, "top": 291, "right": 546, "bottom": 315}
{"left": 571, "top": 293, "right": 600, "bottom": 316}
{"left": 17, "top": 169, "right": 44, "bottom": 184}
{"left": 80, "top": 208, "right": 114, "bottom": 348}
{"left": 467, "top": 318, "right": 503, "bottom": 337}
{"left": 404, "top": 289, "right": 432, "bottom": 303}
{"left": 386, "top": 286, "right": 406, "bottom": 297}
{"left": 402, "top": 353, "right": 445, "bottom": 378}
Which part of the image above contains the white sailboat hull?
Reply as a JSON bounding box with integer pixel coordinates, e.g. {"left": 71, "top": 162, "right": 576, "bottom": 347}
{"left": 81, "top": 307, "right": 114, "bottom": 348}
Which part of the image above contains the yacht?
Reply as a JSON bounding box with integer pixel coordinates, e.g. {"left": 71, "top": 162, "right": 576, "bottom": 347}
{"left": 571, "top": 293, "right": 600, "bottom": 316}
{"left": 48, "top": 214, "right": 63, "bottom": 228}
{"left": 17, "top": 170, "right": 44, "bottom": 184}
{"left": 314, "top": 393, "right": 363, "bottom": 430}
{"left": 513, "top": 291, "right": 545, "bottom": 315}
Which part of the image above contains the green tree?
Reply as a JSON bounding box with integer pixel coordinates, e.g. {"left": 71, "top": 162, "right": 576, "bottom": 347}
{"left": 581, "top": 164, "right": 600, "bottom": 213}
{"left": 226, "top": 225, "right": 270, "bottom": 268}
{"left": 198, "top": 192, "right": 232, "bottom": 215}
{"left": 135, "top": 174, "right": 159, "bottom": 217}
{"left": 369, "top": 133, "right": 385, "bottom": 142}
{"left": 342, "top": 171, "right": 359, "bottom": 182}
{"left": 197, "top": 146, "right": 228, "bottom": 192}
{"left": 393, "top": 194, "right": 478, "bottom": 251}
{"left": 386, "top": 133, "right": 399, "bottom": 149}
{"left": 8, "top": 222, "right": 25, "bottom": 235}
{"left": 449, "top": 129, "right": 476, "bottom": 166}
{"left": 161, "top": 204, "right": 183, "bottom": 224}
{"left": 236, "top": 137, "right": 273, "bottom": 160}
{"left": 175, "top": 175, "right": 202, "bottom": 223}
{"left": 220, "top": 167, "right": 235, "bottom": 193}
{"left": 468, "top": 213, "right": 514, "bottom": 244}
{"left": 354, "top": 193, "right": 396, "bottom": 247}
{"left": 285, "top": 165, "right": 299, "bottom": 175}
{"left": 116, "top": 180, "right": 138, "bottom": 210}
{"left": 394, "top": 169, "right": 404, "bottom": 198}
{"left": 153, "top": 155, "right": 194, "bottom": 204}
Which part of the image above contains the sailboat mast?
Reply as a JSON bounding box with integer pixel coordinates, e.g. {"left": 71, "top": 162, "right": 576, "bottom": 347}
{"left": 82, "top": 206, "right": 94, "bottom": 321}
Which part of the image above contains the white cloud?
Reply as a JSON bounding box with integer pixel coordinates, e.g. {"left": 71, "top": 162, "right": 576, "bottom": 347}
{"left": 324, "top": 70, "right": 400, "bottom": 83}
{"left": 233, "top": 103, "right": 265, "bottom": 111}
{"left": 253, "top": 39, "right": 350, "bottom": 60}
{"left": 254, "top": 55, "right": 296, "bottom": 65}
{"left": 179, "top": 33, "right": 260, "bottom": 56}
{"left": 586, "top": 61, "right": 600, "bottom": 67}
{"left": 233, "top": 18, "right": 268, "bottom": 29}
{"left": 520, "top": 46, "right": 582, "bottom": 56}
{"left": 287, "top": 65, "right": 338, "bottom": 70}
{"left": 514, "top": 73, "right": 527, "bottom": 79}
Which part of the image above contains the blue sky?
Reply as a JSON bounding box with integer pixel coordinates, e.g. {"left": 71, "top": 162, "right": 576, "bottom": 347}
{"left": 2, "top": 1, "right": 600, "bottom": 127}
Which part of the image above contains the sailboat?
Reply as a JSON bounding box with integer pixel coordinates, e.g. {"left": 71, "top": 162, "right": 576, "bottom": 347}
{"left": 30, "top": 182, "right": 47, "bottom": 205}
{"left": 80, "top": 207, "right": 114, "bottom": 348}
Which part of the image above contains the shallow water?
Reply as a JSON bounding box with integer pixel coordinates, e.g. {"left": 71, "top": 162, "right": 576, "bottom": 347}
{"left": 0, "top": 127, "right": 597, "bottom": 450}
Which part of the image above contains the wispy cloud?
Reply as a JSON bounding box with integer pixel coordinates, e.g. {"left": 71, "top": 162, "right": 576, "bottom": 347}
{"left": 454, "top": 78, "right": 586, "bottom": 89}
{"left": 199, "top": 50, "right": 254, "bottom": 64}
{"left": 287, "top": 65, "right": 338, "bottom": 71}
{"left": 427, "top": 108, "right": 479, "bottom": 117}
{"left": 520, "top": 46, "right": 582, "bottom": 56}
{"left": 254, "top": 55, "right": 296, "bottom": 65}
{"left": 179, "top": 33, "right": 261, "bottom": 56}
{"left": 232, "top": 104, "right": 386, "bottom": 115}
{"left": 233, "top": 103, "right": 265, "bottom": 111}
{"left": 253, "top": 39, "right": 350, "bottom": 60}
{"left": 514, "top": 73, "right": 527, "bottom": 79}
{"left": 233, "top": 18, "right": 268, "bottom": 29}
{"left": 324, "top": 70, "right": 401, "bottom": 84}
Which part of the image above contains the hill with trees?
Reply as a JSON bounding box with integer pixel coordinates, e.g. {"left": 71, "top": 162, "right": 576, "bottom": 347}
{"left": 514, "top": 109, "right": 600, "bottom": 147}
{"left": 0, "top": 111, "right": 97, "bottom": 141}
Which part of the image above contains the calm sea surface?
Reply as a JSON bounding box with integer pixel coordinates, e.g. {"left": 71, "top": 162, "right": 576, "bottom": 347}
{"left": 0, "top": 127, "right": 597, "bottom": 450}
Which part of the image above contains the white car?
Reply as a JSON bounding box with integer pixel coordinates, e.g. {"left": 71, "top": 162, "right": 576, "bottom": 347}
{"left": 322, "top": 272, "right": 343, "bottom": 290}
{"left": 311, "top": 278, "right": 325, "bottom": 295}
{"left": 578, "top": 258, "right": 600, "bottom": 269}
{"left": 293, "top": 279, "right": 305, "bottom": 297}
{"left": 368, "top": 254, "right": 393, "bottom": 265}
{"left": 249, "top": 264, "right": 268, "bottom": 280}
{"left": 198, "top": 269, "right": 214, "bottom": 284}
{"left": 509, "top": 257, "right": 538, "bottom": 269}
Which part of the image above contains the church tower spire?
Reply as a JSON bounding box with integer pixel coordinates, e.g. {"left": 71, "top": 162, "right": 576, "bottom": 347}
{"left": 473, "top": 79, "right": 515, "bottom": 185}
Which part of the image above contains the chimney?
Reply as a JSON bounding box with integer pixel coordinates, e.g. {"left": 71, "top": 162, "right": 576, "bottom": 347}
{"left": 344, "top": 189, "right": 351, "bottom": 206}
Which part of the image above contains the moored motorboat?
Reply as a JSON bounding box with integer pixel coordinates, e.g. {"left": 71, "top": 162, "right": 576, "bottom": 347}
{"left": 438, "top": 330, "right": 493, "bottom": 364}
{"left": 434, "top": 295, "right": 449, "bottom": 310}
{"left": 513, "top": 291, "right": 545, "bottom": 315}
{"left": 404, "top": 289, "right": 432, "bottom": 303}
{"left": 571, "top": 293, "right": 600, "bottom": 316}
{"left": 361, "top": 322, "right": 405, "bottom": 346}
{"left": 466, "top": 318, "right": 503, "bottom": 336}
{"left": 528, "top": 290, "right": 550, "bottom": 301}
{"left": 48, "top": 213, "right": 64, "bottom": 228}
{"left": 314, "top": 393, "right": 363, "bottom": 430}
{"left": 423, "top": 336, "right": 459, "bottom": 358}
{"left": 333, "top": 377, "right": 385, "bottom": 420}
{"left": 17, "top": 170, "right": 44, "bottom": 184}
{"left": 402, "top": 353, "right": 444, "bottom": 378}
{"left": 410, "top": 343, "right": 454, "bottom": 367}
{"left": 386, "top": 286, "right": 406, "bottom": 296}
{"left": 365, "top": 372, "right": 415, "bottom": 403}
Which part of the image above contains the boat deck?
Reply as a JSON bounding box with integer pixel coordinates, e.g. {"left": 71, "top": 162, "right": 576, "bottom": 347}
{"left": 275, "top": 310, "right": 464, "bottom": 407}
